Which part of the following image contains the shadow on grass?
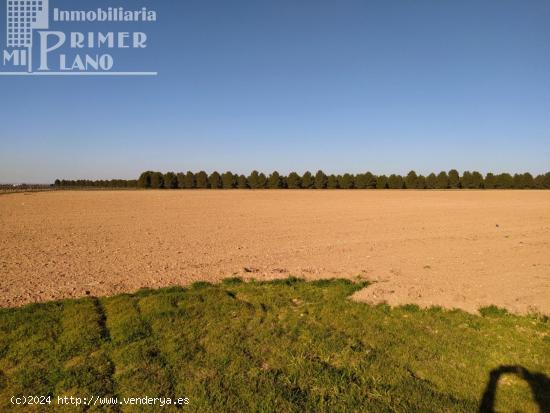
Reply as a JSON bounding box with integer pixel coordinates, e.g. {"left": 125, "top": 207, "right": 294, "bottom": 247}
{"left": 479, "top": 365, "right": 550, "bottom": 413}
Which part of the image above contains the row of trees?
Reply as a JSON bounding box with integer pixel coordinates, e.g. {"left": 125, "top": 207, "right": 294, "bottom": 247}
{"left": 131, "top": 170, "right": 550, "bottom": 190}
{"left": 54, "top": 179, "right": 138, "bottom": 188}
{"left": 0, "top": 184, "right": 52, "bottom": 191}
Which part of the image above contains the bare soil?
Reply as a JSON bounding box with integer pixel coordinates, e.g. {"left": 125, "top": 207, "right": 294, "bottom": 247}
{"left": 0, "top": 190, "right": 548, "bottom": 314}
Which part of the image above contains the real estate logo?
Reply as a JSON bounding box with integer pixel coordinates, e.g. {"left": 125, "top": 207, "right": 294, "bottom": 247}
{"left": 2, "top": 0, "right": 157, "bottom": 76}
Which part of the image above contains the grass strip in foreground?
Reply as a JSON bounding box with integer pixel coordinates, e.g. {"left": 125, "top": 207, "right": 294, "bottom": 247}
{"left": 0, "top": 278, "right": 548, "bottom": 412}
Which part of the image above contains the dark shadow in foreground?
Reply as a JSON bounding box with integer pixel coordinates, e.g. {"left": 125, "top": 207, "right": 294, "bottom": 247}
{"left": 479, "top": 365, "right": 550, "bottom": 413}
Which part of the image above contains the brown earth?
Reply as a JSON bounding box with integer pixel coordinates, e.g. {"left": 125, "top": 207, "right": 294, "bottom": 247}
{"left": 0, "top": 190, "right": 549, "bottom": 314}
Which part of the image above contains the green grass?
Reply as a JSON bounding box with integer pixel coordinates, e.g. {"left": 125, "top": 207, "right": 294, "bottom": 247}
{"left": 0, "top": 278, "right": 548, "bottom": 412}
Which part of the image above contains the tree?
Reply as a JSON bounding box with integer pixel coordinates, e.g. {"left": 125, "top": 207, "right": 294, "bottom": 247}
{"left": 236, "top": 175, "right": 248, "bottom": 189}
{"left": 388, "top": 174, "right": 403, "bottom": 189}
{"left": 222, "top": 171, "right": 235, "bottom": 189}
{"left": 177, "top": 172, "right": 186, "bottom": 189}
{"left": 495, "top": 173, "right": 513, "bottom": 189}
{"left": 258, "top": 173, "right": 267, "bottom": 189}
{"left": 511, "top": 173, "right": 534, "bottom": 189}
{"left": 538, "top": 172, "right": 550, "bottom": 189}
{"left": 339, "top": 173, "right": 355, "bottom": 189}
{"left": 448, "top": 169, "right": 460, "bottom": 188}
{"left": 405, "top": 171, "right": 418, "bottom": 189}
{"left": 484, "top": 173, "right": 496, "bottom": 189}
{"left": 302, "top": 171, "right": 313, "bottom": 189}
{"left": 461, "top": 171, "right": 474, "bottom": 189}
{"left": 183, "top": 171, "right": 195, "bottom": 189}
{"left": 416, "top": 175, "right": 426, "bottom": 189}
{"left": 512, "top": 174, "right": 523, "bottom": 189}
{"left": 150, "top": 172, "right": 164, "bottom": 189}
{"left": 534, "top": 174, "right": 545, "bottom": 189}
{"left": 248, "top": 170, "right": 260, "bottom": 189}
{"left": 287, "top": 172, "right": 302, "bottom": 189}
{"left": 436, "top": 171, "right": 449, "bottom": 189}
{"left": 426, "top": 173, "right": 437, "bottom": 189}
{"left": 365, "top": 172, "right": 377, "bottom": 189}
{"left": 164, "top": 172, "right": 178, "bottom": 189}
{"left": 268, "top": 171, "right": 283, "bottom": 189}
{"left": 354, "top": 173, "right": 368, "bottom": 189}
{"left": 472, "top": 171, "right": 484, "bottom": 189}
{"left": 327, "top": 175, "right": 339, "bottom": 189}
{"left": 281, "top": 175, "right": 288, "bottom": 189}
{"left": 209, "top": 171, "right": 222, "bottom": 189}
{"left": 376, "top": 175, "right": 388, "bottom": 189}
{"left": 314, "top": 170, "right": 328, "bottom": 189}
{"left": 138, "top": 171, "right": 152, "bottom": 188}
{"left": 522, "top": 173, "right": 534, "bottom": 189}
{"left": 195, "top": 171, "right": 208, "bottom": 188}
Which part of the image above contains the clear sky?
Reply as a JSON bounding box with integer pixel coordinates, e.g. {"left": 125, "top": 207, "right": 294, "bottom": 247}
{"left": 1, "top": 0, "right": 549, "bottom": 183}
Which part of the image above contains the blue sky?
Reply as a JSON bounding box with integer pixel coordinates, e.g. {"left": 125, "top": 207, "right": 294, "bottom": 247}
{"left": 1, "top": 0, "right": 549, "bottom": 183}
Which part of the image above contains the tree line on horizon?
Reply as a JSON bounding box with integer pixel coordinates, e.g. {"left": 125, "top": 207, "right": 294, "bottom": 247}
{"left": 54, "top": 170, "right": 550, "bottom": 190}
{"left": 53, "top": 179, "right": 138, "bottom": 188}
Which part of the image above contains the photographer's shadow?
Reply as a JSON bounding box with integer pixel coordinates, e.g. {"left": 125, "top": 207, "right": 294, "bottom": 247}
{"left": 479, "top": 365, "right": 550, "bottom": 413}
